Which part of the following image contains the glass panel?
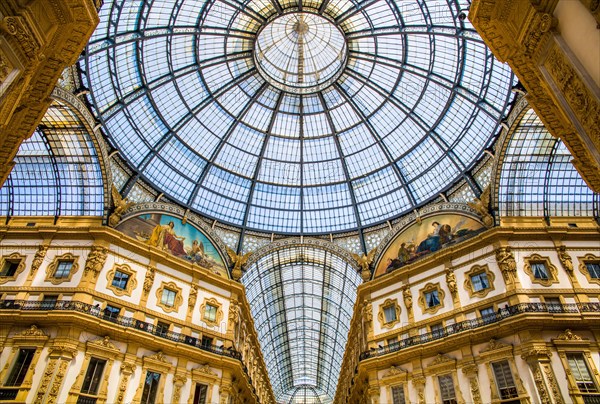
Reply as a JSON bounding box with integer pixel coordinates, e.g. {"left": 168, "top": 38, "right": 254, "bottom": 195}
{"left": 438, "top": 375, "right": 457, "bottom": 403}
{"left": 391, "top": 385, "right": 405, "bottom": 404}
{"left": 492, "top": 360, "right": 518, "bottom": 399}
{"left": 141, "top": 371, "right": 161, "bottom": 404}
{"left": 586, "top": 263, "right": 600, "bottom": 279}
{"left": 81, "top": 358, "right": 107, "bottom": 395}
{"left": 5, "top": 349, "right": 35, "bottom": 387}
{"left": 81, "top": 0, "right": 515, "bottom": 234}
{"left": 111, "top": 270, "right": 130, "bottom": 289}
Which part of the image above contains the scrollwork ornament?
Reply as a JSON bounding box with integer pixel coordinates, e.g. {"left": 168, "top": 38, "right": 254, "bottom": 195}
{"left": 19, "top": 324, "right": 46, "bottom": 337}
{"left": 557, "top": 329, "right": 582, "bottom": 340}
{"left": 533, "top": 367, "right": 552, "bottom": 404}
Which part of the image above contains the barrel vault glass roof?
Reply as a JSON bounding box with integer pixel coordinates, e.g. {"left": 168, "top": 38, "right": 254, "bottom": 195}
{"left": 81, "top": 0, "right": 515, "bottom": 235}
{"left": 242, "top": 246, "right": 362, "bottom": 403}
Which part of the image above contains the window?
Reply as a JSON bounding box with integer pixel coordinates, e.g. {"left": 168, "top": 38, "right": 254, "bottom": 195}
{"left": 111, "top": 270, "right": 130, "bottom": 290}
{"left": 5, "top": 348, "right": 35, "bottom": 386}
{"left": 1, "top": 259, "right": 21, "bottom": 277}
{"left": 391, "top": 385, "right": 405, "bottom": 404}
{"left": 492, "top": 360, "right": 519, "bottom": 399}
{"left": 471, "top": 272, "right": 490, "bottom": 291}
{"left": 383, "top": 305, "right": 397, "bottom": 323}
{"left": 567, "top": 353, "right": 598, "bottom": 393}
{"left": 586, "top": 262, "right": 600, "bottom": 279}
{"left": 438, "top": 375, "right": 457, "bottom": 404}
{"left": 141, "top": 371, "right": 161, "bottom": 404}
{"left": 155, "top": 322, "right": 169, "bottom": 337}
{"left": 531, "top": 262, "right": 549, "bottom": 279}
{"left": 431, "top": 323, "right": 444, "bottom": 338}
{"left": 161, "top": 289, "right": 176, "bottom": 308}
{"left": 204, "top": 304, "right": 218, "bottom": 322}
{"left": 480, "top": 306, "right": 496, "bottom": 322}
{"left": 80, "top": 358, "right": 106, "bottom": 395}
{"left": 387, "top": 337, "right": 398, "bottom": 346}
{"left": 545, "top": 297, "right": 562, "bottom": 313}
{"left": 41, "top": 295, "right": 58, "bottom": 309}
{"left": 103, "top": 305, "right": 120, "bottom": 321}
{"left": 426, "top": 290, "right": 440, "bottom": 308}
{"left": 193, "top": 383, "right": 209, "bottom": 404}
{"left": 201, "top": 336, "right": 213, "bottom": 347}
{"left": 54, "top": 260, "right": 74, "bottom": 278}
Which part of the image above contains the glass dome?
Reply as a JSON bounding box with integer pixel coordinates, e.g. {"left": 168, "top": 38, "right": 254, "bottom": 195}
{"left": 82, "top": 0, "right": 515, "bottom": 235}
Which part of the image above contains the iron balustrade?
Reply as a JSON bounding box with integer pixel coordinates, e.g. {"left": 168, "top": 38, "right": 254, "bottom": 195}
{"left": 0, "top": 299, "right": 242, "bottom": 361}
{"left": 359, "top": 302, "right": 600, "bottom": 360}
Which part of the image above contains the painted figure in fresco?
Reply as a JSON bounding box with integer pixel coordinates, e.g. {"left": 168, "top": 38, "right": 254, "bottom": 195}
{"left": 147, "top": 221, "right": 186, "bottom": 256}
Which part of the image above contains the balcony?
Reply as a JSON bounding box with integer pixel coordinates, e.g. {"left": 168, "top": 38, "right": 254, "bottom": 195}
{"left": 0, "top": 299, "right": 241, "bottom": 361}
{"left": 360, "top": 302, "right": 600, "bottom": 360}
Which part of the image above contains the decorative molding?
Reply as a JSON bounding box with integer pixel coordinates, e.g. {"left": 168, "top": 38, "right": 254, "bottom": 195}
{"left": 45, "top": 253, "right": 80, "bottom": 285}
{"left": 200, "top": 297, "right": 224, "bottom": 327}
{"left": 88, "top": 336, "right": 118, "bottom": 351}
{"left": 30, "top": 244, "right": 49, "bottom": 277}
{"left": 417, "top": 282, "right": 445, "bottom": 315}
{"left": 383, "top": 365, "right": 406, "bottom": 378}
{"left": 106, "top": 263, "right": 138, "bottom": 297}
{"left": 155, "top": 281, "right": 183, "bottom": 313}
{"left": 143, "top": 266, "right": 155, "bottom": 296}
{"left": 194, "top": 363, "right": 218, "bottom": 377}
{"left": 578, "top": 254, "right": 600, "bottom": 285}
{"left": 523, "top": 254, "right": 559, "bottom": 287}
{"left": 556, "top": 329, "right": 582, "bottom": 341}
{"left": 245, "top": 237, "right": 360, "bottom": 271}
{"left": 495, "top": 247, "right": 517, "bottom": 281}
{"left": 480, "top": 338, "right": 512, "bottom": 354}
{"left": 463, "top": 264, "right": 496, "bottom": 298}
{"left": 377, "top": 298, "right": 401, "bottom": 329}
{"left": 17, "top": 324, "right": 46, "bottom": 337}
{"left": 0, "top": 252, "right": 26, "bottom": 284}
{"left": 557, "top": 245, "right": 574, "bottom": 274}
{"left": 84, "top": 245, "right": 108, "bottom": 279}
{"left": 445, "top": 267, "right": 458, "bottom": 298}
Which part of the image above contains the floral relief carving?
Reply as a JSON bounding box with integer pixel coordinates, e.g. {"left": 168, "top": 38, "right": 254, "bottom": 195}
{"left": 18, "top": 324, "right": 46, "bottom": 337}
{"left": 2, "top": 16, "right": 40, "bottom": 57}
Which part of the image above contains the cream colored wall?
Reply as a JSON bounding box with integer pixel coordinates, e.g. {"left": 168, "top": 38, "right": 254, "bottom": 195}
{"left": 554, "top": 0, "right": 600, "bottom": 89}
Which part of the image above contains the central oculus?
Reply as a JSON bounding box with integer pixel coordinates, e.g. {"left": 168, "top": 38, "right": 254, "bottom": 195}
{"left": 254, "top": 13, "right": 347, "bottom": 94}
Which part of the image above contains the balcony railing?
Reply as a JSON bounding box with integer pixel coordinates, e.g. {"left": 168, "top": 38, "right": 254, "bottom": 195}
{"left": 0, "top": 299, "right": 242, "bottom": 361}
{"left": 360, "top": 302, "right": 600, "bottom": 360}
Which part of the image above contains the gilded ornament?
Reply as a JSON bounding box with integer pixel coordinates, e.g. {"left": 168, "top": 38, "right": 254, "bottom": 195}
{"left": 143, "top": 266, "right": 155, "bottom": 295}
{"left": 84, "top": 245, "right": 108, "bottom": 278}
{"left": 402, "top": 286, "right": 413, "bottom": 311}
{"left": 109, "top": 184, "right": 133, "bottom": 227}
{"left": 31, "top": 244, "right": 49, "bottom": 275}
{"left": 350, "top": 248, "right": 377, "bottom": 282}
{"left": 189, "top": 285, "right": 198, "bottom": 308}
{"left": 226, "top": 246, "right": 252, "bottom": 281}
{"left": 495, "top": 247, "right": 516, "bottom": 278}
{"left": 18, "top": 324, "right": 46, "bottom": 337}
{"left": 557, "top": 245, "right": 573, "bottom": 273}
{"left": 467, "top": 186, "right": 493, "bottom": 227}
{"left": 445, "top": 268, "right": 458, "bottom": 297}
{"left": 556, "top": 329, "right": 582, "bottom": 340}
